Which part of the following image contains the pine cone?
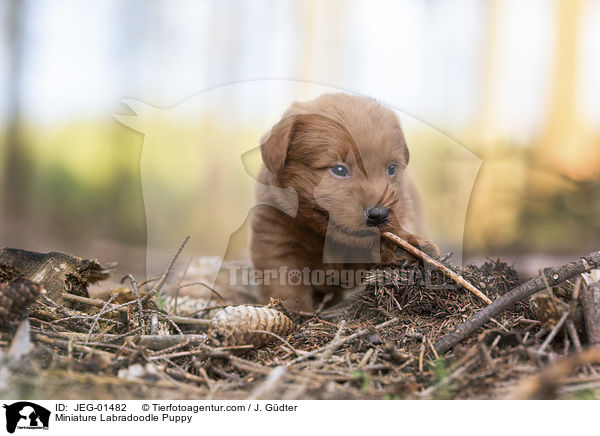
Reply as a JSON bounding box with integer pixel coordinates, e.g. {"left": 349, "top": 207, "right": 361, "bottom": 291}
{"left": 0, "top": 278, "right": 44, "bottom": 324}
{"left": 208, "top": 305, "right": 295, "bottom": 347}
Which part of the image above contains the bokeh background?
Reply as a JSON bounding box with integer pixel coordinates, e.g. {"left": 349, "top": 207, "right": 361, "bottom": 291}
{"left": 0, "top": 0, "right": 599, "bottom": 278}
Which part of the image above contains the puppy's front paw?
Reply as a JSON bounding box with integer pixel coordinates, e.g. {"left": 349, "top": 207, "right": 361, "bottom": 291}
{"left": 380, "top": 234, "right": 440, "bottom": 266}
{"left": 416, "top": 238, "right": 440, "bottom": 258}
{"left": 380, "top": 239, "right": 415, "bottom": 265}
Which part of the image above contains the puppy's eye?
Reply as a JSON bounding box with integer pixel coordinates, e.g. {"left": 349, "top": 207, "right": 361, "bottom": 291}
{"left": 387, "top": 163, "right": 397, "bottom": 176}
{"left": 330, "top": 165, "right": 350, "bottom": 178}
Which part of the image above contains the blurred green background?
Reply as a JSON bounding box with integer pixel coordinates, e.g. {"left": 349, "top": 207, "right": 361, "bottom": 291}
{"left": 0, "top": 0, "right": 599, "bottom": 277}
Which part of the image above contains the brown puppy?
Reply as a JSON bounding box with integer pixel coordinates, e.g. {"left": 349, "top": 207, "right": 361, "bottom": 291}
{"left": 250, "top": 93, "right": 438, "bottom": 310}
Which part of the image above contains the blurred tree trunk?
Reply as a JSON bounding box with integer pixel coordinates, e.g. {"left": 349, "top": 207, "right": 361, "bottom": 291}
{"left": 2, "top": 0, "right": 29, "bottom": 240}
{"left": 477, "top": 0, "right": 502, "bottom": 149}
{"left": 537, "top": 0, "right": 599, "bottom": 180}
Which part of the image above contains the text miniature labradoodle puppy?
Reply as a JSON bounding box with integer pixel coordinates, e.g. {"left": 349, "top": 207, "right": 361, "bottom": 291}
{"left": 250, "top": 93, "right": 439, "bottom": 310}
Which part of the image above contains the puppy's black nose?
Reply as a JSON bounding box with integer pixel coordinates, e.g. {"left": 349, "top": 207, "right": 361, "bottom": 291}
{"left": 366, "top": 206, "right": 389, "bottom": 227}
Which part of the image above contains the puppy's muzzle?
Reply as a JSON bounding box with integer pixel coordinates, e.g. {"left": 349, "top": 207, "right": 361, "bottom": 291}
{"left": 365, "top": 206, "right": 389, "bottom": 228}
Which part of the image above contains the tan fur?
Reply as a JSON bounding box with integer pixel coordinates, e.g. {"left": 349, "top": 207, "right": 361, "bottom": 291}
{"left": 250, "top": 93, "right": 438, "bottom": 310}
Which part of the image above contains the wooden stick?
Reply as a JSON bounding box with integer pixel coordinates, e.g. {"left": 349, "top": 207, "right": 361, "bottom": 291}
{"left": 382, "top": 231, "right": 491, "bottom": 305}
{"left": 61, "top": 292, "right": 211, "bottom": 327}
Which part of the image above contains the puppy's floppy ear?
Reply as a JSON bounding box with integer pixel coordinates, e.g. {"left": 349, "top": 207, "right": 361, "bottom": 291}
{"left": 397, "top": 128, "right": 410, "bottom": 167}
{"left": 260, "top": 115, "right": 299, "bottom": 178}
{"left": 403, "top": 146, "right": 410, "bottom": 166}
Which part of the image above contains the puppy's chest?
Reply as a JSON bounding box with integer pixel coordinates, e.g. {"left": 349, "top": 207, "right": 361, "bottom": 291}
{"left": 308, "top": 261, "right": 371, "bottom": 293}
{"left": 309, "top": 238, "right": 381, "bottom": 265}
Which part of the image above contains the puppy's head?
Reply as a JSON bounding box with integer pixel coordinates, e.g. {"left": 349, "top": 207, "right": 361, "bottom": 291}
{"left": 261, "top": 93, "right": 412, "bottom": 247}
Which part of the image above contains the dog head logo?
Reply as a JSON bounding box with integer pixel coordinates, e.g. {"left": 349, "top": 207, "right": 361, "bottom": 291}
{"left": 115, "top": 81, "right": 480, "bottom": 292}
{"left": 3, "top": 402, "right": 50, "bottom": 433}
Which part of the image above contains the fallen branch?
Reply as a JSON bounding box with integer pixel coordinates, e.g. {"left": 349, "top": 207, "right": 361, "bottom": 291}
{"left": 382, "top": 231, "right": 491, "bottom": 305}
{"left": 434, "top": 250, "right": 600, "bottom": 354}
{"left": 37, "top": 331, "right": 208, "bottom": 350}
{"left": 61, "top": 292, "right": 211, "bottom": 327}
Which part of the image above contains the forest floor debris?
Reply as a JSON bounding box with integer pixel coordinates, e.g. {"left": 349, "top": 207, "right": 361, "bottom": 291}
{"left": 1, "top": 246, "right": 599, "bottom": 400}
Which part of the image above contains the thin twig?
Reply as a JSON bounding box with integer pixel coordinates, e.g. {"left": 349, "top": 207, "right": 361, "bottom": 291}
{"left": 143, "top": 236, "right": 190, "bottom": 303}
{"left": 478, "top": 342, "right": 495, "bottom": 368}
{"left": 62, "top": 292, "right": 137, "bottom": 313}
{"left": 173, "top": 258, "right": 192, "bottom": 315}
{"left": 145, "top": 309, "right": 183, "bottom": 335}
{"left": 85, "top": 293, "right": 117, "bottom": 343}
{"left": 565, "top": 320, "right": 582, "bottom": 352}
{"left": 538, "top": 309, "right": 570, "bottom": 353}
{"left": 382, "top": 231, "right": 491, "bottom": 305}
{"left": 418, "top": 335, "right": 425, "bottom": 372}
{"left": 121, "top": 274, "right": 145, "bottom": 331}
{"left": 149, "top": 349, "right": 206, "bottom": 361}
{"left": 565, "top": 278, "right": 583, "bottom": 352}
{"left": 426, "top": 336, "right": 439, "bottom": 360}
{"left": 150, "top": 313, "right": 159, "bottom": 335}
{"left": 288, "top": 318, "right": 398, "bottom": 365}
{"left": 315, "top": 320, "right": 347, "bottom": 365}
{"left": 175, "top": 282, "right": 224, "bottom": 301}
{"left": 248, "top": 329, "right": 305, "bottom": 357}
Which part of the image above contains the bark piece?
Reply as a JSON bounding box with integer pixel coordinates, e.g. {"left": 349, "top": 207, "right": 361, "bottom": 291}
{"left": 582, "top": 281, "right": 600, "bottom": 345}
{"left": 0, "top": 247, "right": 114, "bottom": 301}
